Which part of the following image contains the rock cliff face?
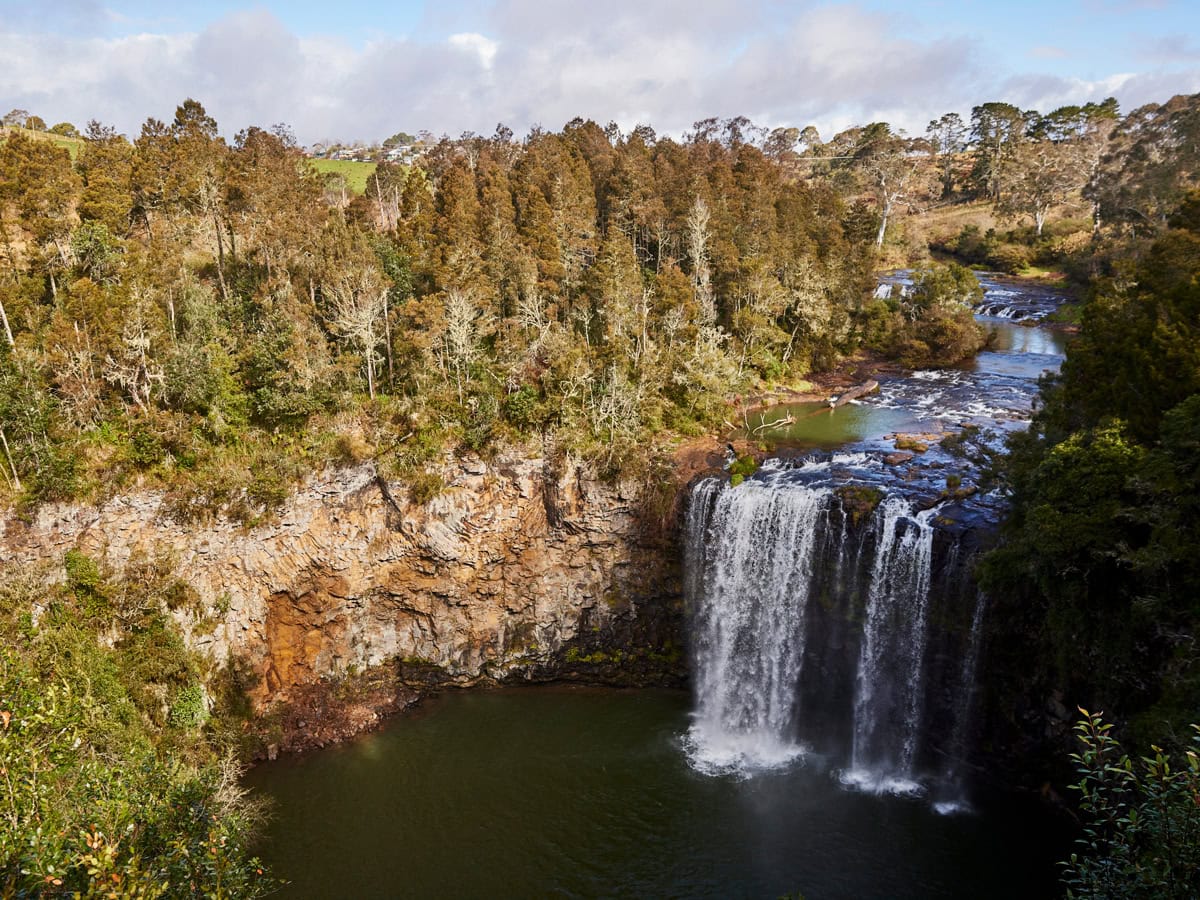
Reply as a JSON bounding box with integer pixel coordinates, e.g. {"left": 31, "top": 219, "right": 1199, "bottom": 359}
{"left": 2, "top": 452, "right": 684, "bottom": 748}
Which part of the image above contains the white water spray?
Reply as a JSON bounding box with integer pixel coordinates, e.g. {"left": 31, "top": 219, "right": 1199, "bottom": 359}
{"left": 844, "top": 499, "right": 939, "bottom": 793}
{"left": 684, "top": 477, "right": 829, "bottom": 774}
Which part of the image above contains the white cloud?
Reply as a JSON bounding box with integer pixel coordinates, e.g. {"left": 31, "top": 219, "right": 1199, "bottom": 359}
{"left": 448, "top": 32, "right": 499, "bottom": 69}
{"left": 0, "top": 2, "right": 1196, "bottom": 145}
{"left": 1001, "top": 69, "right": 1200, "bottom": 115}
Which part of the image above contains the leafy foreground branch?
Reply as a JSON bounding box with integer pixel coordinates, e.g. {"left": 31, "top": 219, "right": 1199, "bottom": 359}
{"left": 0, "top": 556, "right": 275, "bottom": 898}
{"left": 1063, "top": 710, "right": 1200, "bottom": 899}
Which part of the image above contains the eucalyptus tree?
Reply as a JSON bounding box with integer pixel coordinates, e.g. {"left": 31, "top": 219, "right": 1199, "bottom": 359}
{"left": 1088, "top": 92, "right": 1200, "bottom": 234}
{"left": 843, "top": 123, "right": 933, "bottom": 248}
{"left": 970, "top": 101, "right": 1029, "bottom": 201}
{"left": 1021, "top": 99, "right": 1121, "bottom": 234}
{"left": 996, "top": 139, "right": 1076, "bottom": 236}
{"left": 926, "top": 112, "right": 968, "bottom": 198}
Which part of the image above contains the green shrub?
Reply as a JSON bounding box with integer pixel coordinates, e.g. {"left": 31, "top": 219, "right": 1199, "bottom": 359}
{"left": 64, "top": 548, "right": 103, "bottom": 597}
{"left": 27, "top": 444, "right": 82, "bottom": 503}
{"left": 0, "top": 562, "right": 275, "bottom": 896}
{"left": 169, "top": 681, "right": 210, "bottom": 729}
{"left": 729, "top": 453, "right": 758, "bottom": 488}
{"left": 835, "top": 484, "right": 884, "bottom": 526}
{"left": 862, "top": 264, "right": 987, "bottom": 367}
{"left": 987, "top": 242, "right": 1033, "bottom": 274}
{"left": 408, "top": 469, "right": 445, "bottom": 504}
{"left": 1061, "top": 710, "right": 1200, "bottom": 899}
{"left": 461, "top": 391, "right": 499, "bottom": 453}
{"left": 247, "top": 463, "right": 289, "bottom": 515}
{"left": 502, "top": 385, "right": 544, "bottom": 430}
{"left": 128, "top": 422, "right": 167, "bottom": 468}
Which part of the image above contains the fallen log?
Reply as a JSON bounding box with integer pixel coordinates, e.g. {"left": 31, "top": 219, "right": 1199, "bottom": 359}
{"left": 829, "top": 379, "right": 879, "bottom": 409}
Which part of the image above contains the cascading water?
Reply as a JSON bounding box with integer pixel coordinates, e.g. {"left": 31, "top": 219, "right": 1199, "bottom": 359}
{"left": 685, "top": 469, "right": 979, "bottom": 801}
{"left": 844, "top": 499, "right": 939, "bottom": 794}
{"left": 681, "top": 270, "right": 1065, "bottom": 808}
{"left": 933, "top": 589, "right": 989, "bottom": 814}
{"left": 684, "top": 476, "right": 832, "bottom": 773}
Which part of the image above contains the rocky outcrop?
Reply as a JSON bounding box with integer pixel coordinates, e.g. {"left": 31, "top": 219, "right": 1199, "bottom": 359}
{"left": 1, "top": 450, "right": 684, "bottom": 747}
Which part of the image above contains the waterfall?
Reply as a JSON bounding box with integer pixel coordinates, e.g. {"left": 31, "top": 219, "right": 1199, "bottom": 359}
{"left": 844, "top": 500, "right": 939, "bottom": 794}
{"left": 933, "top": 589, "right": 989, "bottom": 814}
{"left": 684, "top": 477, "right": 832, "bottom": 774}
{"left": 684, "top": 473, "right": 981, "bottom": 799}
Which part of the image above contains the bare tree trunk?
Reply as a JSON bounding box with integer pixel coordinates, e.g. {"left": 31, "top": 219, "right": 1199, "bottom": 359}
{"left": 374, "top": 174, "right": 395, "bottom": 231}
{"left": 51, "top": 236, "right": 69, "bottom": 270}
{"left": 0, "top": 428, "right": 21, "bottom": 491}
{"left": 875, "top": 198, "right": 892, "bottom": 248}
{"left": 686, "top": 197, "right": 715, "bottom": 325}
{"left": 0, "top": 295, "right": 14, "bottom": 348}
{"left": 382, "top": 291, "right": 394, "bottom": 388}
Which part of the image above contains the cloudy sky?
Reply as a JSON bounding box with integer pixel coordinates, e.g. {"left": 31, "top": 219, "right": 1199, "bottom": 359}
{"left": 2, "top": 0, "right": 1198, "bottom": 144}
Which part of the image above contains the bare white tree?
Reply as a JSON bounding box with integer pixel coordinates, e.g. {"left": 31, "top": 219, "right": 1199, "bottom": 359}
{"left": 326, "top": 271, "right": 387, "bottom": 399}
{"left": 846, "top": 125, "right": 933, "bottom": 248}
{"left": 685, "top": 196, "right": 716, "bottom": 325}
{"left": 103, "top": 293, "right": 165, "bottom": 410}
{"left": 589, "top": 363, "right": 641, "bottom": 455}
{"left": 444, "top": 286, "right": 483, "bottom": 404}
{"left": 998, "top": 139, "right": 1080, "bottom": 236}
{"left": 0, "top": 296, "right": 13, "bottom": 348}
{"left": 0, "top": 427, "right": 20, "bottom": 490}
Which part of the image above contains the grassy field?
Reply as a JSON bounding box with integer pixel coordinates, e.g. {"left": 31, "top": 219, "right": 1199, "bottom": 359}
{"left": 310, "top": 158, "right": 377, "bottom": 195}
{"left": 0, "top": 125, "right": 83, "bottom": 159}
{"left": 1, "top": 129, "right": 382, "bottom": 197}
{"left": 917, "top": 199, "right": 1004, "bottom": 245}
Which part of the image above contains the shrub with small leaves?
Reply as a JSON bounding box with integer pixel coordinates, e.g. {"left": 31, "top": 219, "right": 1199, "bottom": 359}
{"left": 1061, "top": 709, "right": 1200, "bottom": 899}
{"left": 169, "top": 682, "right": 209, "bottom": 729}
{"left": 729, "top": 453, "right": 758, "bottom": 488}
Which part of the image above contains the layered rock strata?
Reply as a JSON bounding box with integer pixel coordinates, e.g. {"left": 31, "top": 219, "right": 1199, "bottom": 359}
{"left": 2, "top": 452, "right": 684, "bottom": 749}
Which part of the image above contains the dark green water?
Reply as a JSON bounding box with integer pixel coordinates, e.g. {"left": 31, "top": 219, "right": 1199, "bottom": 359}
{"left": 246, "top": 687, "right": 1065, "bottom": 899}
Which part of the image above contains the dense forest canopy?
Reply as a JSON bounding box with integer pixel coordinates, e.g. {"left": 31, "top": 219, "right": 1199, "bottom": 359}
{"left": 2, "top": 93, "right": 1197, "bottom": 515}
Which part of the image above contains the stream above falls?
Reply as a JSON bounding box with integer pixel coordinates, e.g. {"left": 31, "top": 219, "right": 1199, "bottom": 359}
{"left": 742, "top": 272, "right": 1068, "bottom": 452}
{"left": 686, "top": 272, "right": 1072, "bottom": 796}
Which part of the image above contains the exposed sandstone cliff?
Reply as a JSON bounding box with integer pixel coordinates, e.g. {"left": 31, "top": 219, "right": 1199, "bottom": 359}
{"left": 2, "top": 450, "right": 685, "bottom": 751}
